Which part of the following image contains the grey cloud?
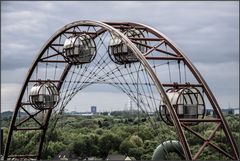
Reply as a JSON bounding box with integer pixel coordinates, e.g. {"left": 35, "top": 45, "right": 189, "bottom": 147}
{"left": 2, "top": 1, "right": 238, "bottom": 70}
{"left": 1, "top": 1, "right": 239, "bottom": 111}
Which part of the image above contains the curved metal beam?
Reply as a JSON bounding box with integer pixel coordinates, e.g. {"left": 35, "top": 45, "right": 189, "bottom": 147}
{"left": 97, "top": 21, "right": 193, "bottom": 159}
{"left": 5, "top": 20, "right": 237, "bottom": 160}
{"left": 4, "top": 20, "right": 192, "bottom": 160}
{"left": 128, "top": 21, "right": 239, "bottom": 160}
{"left": 3, "top": 25, "right": 68, "bottom": 159}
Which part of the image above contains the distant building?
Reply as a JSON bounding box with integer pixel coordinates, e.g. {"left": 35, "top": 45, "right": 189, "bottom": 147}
{"left": 232, "top": 108, "right": 239, "bottom": 115}
{"left": 206, "top": 108, "right": 239, "bottom": 116}
{"left": 221, "top": 108, "right": 234, "bottom": 115}
{"left": 68, "top": 111, "right": 93, "bottom": 116}
{"left": 91, "top": 106, "right": 97, "bottom": 114}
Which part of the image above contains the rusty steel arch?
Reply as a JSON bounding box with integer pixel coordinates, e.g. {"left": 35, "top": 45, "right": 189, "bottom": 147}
{"left": 3, "top": 20, "right": 239, "bottom": 160}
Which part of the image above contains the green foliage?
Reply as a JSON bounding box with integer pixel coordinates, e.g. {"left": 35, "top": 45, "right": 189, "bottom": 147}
{"left": 137, "top": 125, "right": 154, "bottom": 141}
{"left": 3, "top": 113, "right": 239, "bottom": 160}
{"left": 119, "top": 138, "right": 136, "bottom": 154}
{"left": 42, "top": 141, "right": 66, "bottom": 159}
{"left": 70, "top": 134, "right": 98, "bottom": 159}
{"left": 143, "top": 140, "right": 158, "bottom": 155}
{"left": 98, "top": 132, "right": 122, "bottom": 158}
{"left": 129, "top": 135, "right": 143, "bottom": 147}
{"left": 9, "top": 131, "right": 40, "bottom": 155}
{"left": 128, "top": 147, "right": 144, "bottom": 160}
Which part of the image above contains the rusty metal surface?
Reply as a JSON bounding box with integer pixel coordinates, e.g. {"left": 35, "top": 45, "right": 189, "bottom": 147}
{"left": 128, "top": 21, "right": 239, "bottom": 160}
{"left": 3, "top": 20, "right": 238, "bottom": 160}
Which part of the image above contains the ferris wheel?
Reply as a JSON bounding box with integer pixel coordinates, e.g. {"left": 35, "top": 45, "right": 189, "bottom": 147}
{"left": 3, "top": 20, "right": 239, "bottom": 160}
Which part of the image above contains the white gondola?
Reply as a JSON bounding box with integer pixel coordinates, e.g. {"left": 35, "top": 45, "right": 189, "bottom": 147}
{"left": 108, "top": 29, "right": 147, "bottom": 64}
{"left": 160, "top": 87, "right": 205, "bottom": 125}
{"left": 29, "top": 82, "right": 59, "bottom": 110}
{"left": 63, "top": 34, "right": 96, "bottom": 65}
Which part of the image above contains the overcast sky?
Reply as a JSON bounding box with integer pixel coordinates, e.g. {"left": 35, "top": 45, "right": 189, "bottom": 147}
{"left": 1, "top": 1, "right": 239, "bottom": 112}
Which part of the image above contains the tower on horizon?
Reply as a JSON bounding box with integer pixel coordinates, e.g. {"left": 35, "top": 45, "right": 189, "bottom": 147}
{"left": 91, "top": 106, "right": 97, "bottom": 114}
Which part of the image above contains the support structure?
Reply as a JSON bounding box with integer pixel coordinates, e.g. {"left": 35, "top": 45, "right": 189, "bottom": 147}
{"left": 3, "top": 20, "right": 239, "bottom": 160}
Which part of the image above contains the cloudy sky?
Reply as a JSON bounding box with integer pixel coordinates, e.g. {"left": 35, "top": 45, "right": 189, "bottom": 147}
{"left": 1, "top": 1, "right": 239, "bottom": 112}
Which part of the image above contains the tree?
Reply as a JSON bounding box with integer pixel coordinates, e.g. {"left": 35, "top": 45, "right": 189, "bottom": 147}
{"left": 70, "top": 134, "right": 99, "bottom": 159}
{"left": 98, "top": 132, "right": 122, "bottom": 158}
{"left": 143, "top": 140, "right": 158, "bottom": 154}
{"left": 119, "top": 135, "right": 144, "bottom": 159}
{"left": 129, "top": 135, "right": 143, "bottom": 147}
{"left": 128, "top": 147, "right": 144, "bottom": 160}
{"left": 3, "top": 113, "right": 238, "bottom": 160}
{"left": 42, "top": 141, "right": 66, "bottom": 159}
{"left": 137, "top": 125, "right": 154, "bottom": 141}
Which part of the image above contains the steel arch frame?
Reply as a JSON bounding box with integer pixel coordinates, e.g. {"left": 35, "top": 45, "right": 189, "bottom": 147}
{"left": 3, "top": 20, "right": 239, "bottom": 160}
{"left": 129, "top": 22, "right": 239, "bottom": 159}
